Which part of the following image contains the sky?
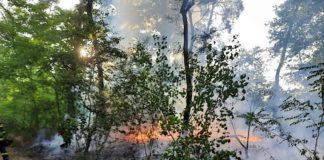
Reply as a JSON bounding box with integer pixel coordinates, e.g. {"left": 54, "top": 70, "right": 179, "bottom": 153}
{"left": 232, "top": 0, "right": 284, "bottom": 50}
{"left": 6, "top": 1, "right": 322, "bottom": 159}
{"left": 57, "top": 0, "right": 284, "bottom": 50}
{"left": 57, "top": 0, "right": 295, "bottom": 88}
{"left": 57, "top": 0, "right": 79, "bottom": 10}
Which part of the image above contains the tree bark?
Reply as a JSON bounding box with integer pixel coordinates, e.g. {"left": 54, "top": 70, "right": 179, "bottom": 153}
{"left": 246, "top": 122, "right": 251, "bottom": 159}
{"left": 273, "top": 47, "right": 287, "bottom": 93}
{"left": 84, "top": 0, "right": 106, "bottom": 152}
{"left": 188, "top": 10, "right": 195, "bottom": 53}
{"left": 181, "top": 0, "right": 194, "bottom": 128}
{"left": 314, "top": 80, "right": 324, "bottom": 159}
{"left": 67, "top": 87, "right": 76, "bottom": 117}
{"left": 86, "top": 0, "right": 105, "bottom": 109}
{"left": 270, "top": 25, "right": 291, "bottom": 117}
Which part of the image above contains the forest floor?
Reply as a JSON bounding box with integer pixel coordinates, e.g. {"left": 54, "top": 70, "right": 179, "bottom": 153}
{"left": 7, "top": 147, "right": 33, "bottom": 160}
{"left": 5, "top": 135, "right": 165, "bottom": 160}
{"left": 6, "top": 141, "right": 159, "bottom": 160}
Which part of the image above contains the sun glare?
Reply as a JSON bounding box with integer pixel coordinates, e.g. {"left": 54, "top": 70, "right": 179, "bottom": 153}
{"left": 58, "top": 0, "right": 80, "bottom": 10}
{"left": 80, "top": 47, "right": 88, "bottom": 57}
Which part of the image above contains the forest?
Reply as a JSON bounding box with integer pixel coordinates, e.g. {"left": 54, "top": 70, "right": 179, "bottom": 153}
{"left": 0, "top": 0, "right": 323, "bottom": 159}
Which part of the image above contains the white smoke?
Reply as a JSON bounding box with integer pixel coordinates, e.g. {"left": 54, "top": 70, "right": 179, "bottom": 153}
{"left": 32, "top": 131, "right": 74, "bottom": 158}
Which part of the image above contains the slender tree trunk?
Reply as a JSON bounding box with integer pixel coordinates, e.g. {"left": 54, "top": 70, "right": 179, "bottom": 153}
{"left": 201, "top": 3, "right": 216, "bottom": 50}
{"left": 180, "top": 0, "right": 194, "bottom": 129}
{"left": 321, "top": 77, "right": 324, "bottom": 113}
{"left": 188, "top": 10, "right": 195, "bottom": 53}
{"left": 269, "top": 2, "right": 299, "bottom": 117}
{"left": 54, "top": 88, "right": 61, "bottom": 117}
{"left": 86, "top": 0, "right": 105, "bottom": 109}
{"left": 273, "top": 48, "right": 286, "bottom": 93}
{"left": 84, "top": 0, "right": 106, "bottom": 152}
{"left": 31, "top": 95, "right": 39, "bottom": 130}
{"left": 66, "top": 36, "right": 81, "bottom": 119}
{"left": 246, "top": 122, "right": 251, "bottom": 159}
{"left": 230, "top": 119, "right": 248, "bottom": 159}
{"left": 314, "top": 80, "right": 324, "bottom": 159}
{"left": 67, "top": 86, "right": 76, "bottom": 117}
{"left": 273, "top": 25, "right": 292, "bottom": 92}
{"left": 97, "top": 62, "right": 105, "bottom": 111}
{"left": 270, "top": 25, "right": 291, "bottom": 117}
{"left": 66, "top": 4, "right": 84, "bottom": 119}
{"left": 270, "top": 48, "right": 287, "bottom": 119}
{"left": 206, "top": 3, "right": 215, "bottom": 32}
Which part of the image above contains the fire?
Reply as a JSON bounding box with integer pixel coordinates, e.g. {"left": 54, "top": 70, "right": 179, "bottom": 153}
{"left": 238, "top": 135, "right": 262, "bottom": 143}
{"left": 121, "top": 123, "right": 175, "bottom": 143}
{"left": 125, "top": 130, "right": 160, "bottom": 143}
{"left": 120, "top": 123, "right": 262, "bottom": 144}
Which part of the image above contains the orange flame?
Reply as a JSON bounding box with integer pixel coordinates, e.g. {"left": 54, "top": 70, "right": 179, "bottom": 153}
{"left": 125, "top": 130, "right": 160, "bottom": 143}
{"left": 120, "top": 124, "right": 262, "bottom": 144}
{"left": 121, "top": 123, "right": 176, "bottom": 143}
{"left": 238, "top": 135, "right": 262, "bottom": 143}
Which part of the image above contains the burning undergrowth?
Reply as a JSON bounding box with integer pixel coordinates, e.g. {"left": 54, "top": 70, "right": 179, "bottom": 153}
{"left": 28, "top": 131, "right": 73, "bottom": 160}
{"left": 25, "top": 120, "right": 265, "bottom": 160}
{"left": 25, "top": 123, "right": 168, "bottom": 159}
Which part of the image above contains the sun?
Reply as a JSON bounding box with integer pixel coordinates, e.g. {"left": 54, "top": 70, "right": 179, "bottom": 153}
{"left": 80, "top": 47, "right": 88, "bottom": 57}
{"left": 58, "top": 0, "right": 80, "bottom": 10}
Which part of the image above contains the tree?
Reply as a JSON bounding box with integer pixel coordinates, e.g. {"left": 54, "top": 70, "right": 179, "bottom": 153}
{"left": 180, "top": 0, "right": 195, "bottom": 131}
{"left": 278, "top": 63, "right": 323, "bottom": 160}
{"left": 70, "top": 0, "right": 123, "bottom": 153}
{"left": 111, "top": 36, "right": 180, "bottom": 158}
{"left": 0, "top": 1, "right": 123, "bottom": 153}
{"left": 268, "top": 0, "right": 324, "bottom": 115}
{"left": 253, "top": 63, "right": 323, "bottom": 160}
{"left": 111, "top": 33, "right": 248, "bottom": 159}
{"left": 0, "top": 0, "right": 83, "bottom": 138}
{"left": 162, "top": 36, "right": 247, "bottom": 159}
{"left": 189, "top": 0, "right": 244, "bottom": 53}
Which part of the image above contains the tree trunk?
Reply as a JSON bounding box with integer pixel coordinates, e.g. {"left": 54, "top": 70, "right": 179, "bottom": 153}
{"left": 181, "top": 0, "right": 194, "bottom": 129}
{"left": 206, "top": 3, "right": 215, "bottom": 32}
{"left": 269, "top": 44, "right": 287, "bottom": 121}
{"left": 270, "top": 24, "right": 291, "bottom": 117}
{"left": 273, "top": 48, "right": 286, "bottom": 93}
{"left": 201, "top": 3, "right": 216, "bottom": 50}
{"left": 66, "top": 4, "right": 85, "bottom": 119}
{"left": 54, "top": 88, "right": 61, "bottom": 117}
{"left": 320, "top": 76, "right": 324, "bottom": 111}
{"left": 86, "top": 0, "right": 105, "bottom": 109}
{"left": 314, "top": 80, "right": 324, "bottom": 159}
{"left": 84, "top": 0, "right": 106, "bottom": 152}
{"left": 246, "top": 122, "right": 251, "bottom": 159}
{"left": 67, "top": 87, "right": 76, "bottom": 117}
{"left": 188, "top": 10, "right": 195, "bottom": 53}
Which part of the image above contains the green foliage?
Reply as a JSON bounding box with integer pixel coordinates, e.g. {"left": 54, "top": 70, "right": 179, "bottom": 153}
{"left": 161, "top": 36, "right": 248, "bottom": 159}
{"left": 112, "top": 35, "right": 180, "bottom": 135}
{"left": 277, "top": 63, "right": 323, "bottom": 160}
{"left": 300, "top": 63, "right": 324, "bottom": 96}
{"left": 240, "top": 109, "right": 279, "bottom": 136}
{"left": 162, "top": 135, "right": 240, "bottom": 160}
{"left": 0, "top": 0, "right": 79, "bottom": 138}
{"left": 65, "top": 0, "right": 124, "bottom": 153}
{"left": 110, "top": 35, "right": 248, "bottom": 159}
{"left": 269, "top": 0, "right": 324, "bottom": 57}
{"left": 252, "top": 63, "right": 323, "bottom": 160}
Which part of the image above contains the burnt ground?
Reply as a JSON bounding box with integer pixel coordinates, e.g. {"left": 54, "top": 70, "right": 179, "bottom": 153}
{"left": 6, "top": 141, "right": 164, "bottom": 160}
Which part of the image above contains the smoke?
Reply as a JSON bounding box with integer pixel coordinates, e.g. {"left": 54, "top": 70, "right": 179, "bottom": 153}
{"left": 106, "top": 0, "right": 181, "bottom": 47}
{"left": 31, "top": 130, "right": 74, "bottom": 159}
{"left": 63, "top": 0, "right": 322, "bottom": 159}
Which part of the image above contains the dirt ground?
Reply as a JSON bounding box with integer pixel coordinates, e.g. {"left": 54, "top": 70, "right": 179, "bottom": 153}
{"left": 5, "top": 139, "right": 163, "bottom": 160}
{"left": 6, "top": 148, "right": 32, "bottom": 160}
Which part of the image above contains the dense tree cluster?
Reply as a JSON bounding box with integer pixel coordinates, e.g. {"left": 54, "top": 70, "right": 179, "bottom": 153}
{"left": 0, "top": 0, "right": 322, "bottom": 159}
